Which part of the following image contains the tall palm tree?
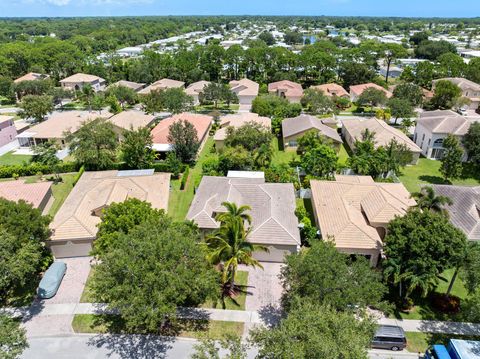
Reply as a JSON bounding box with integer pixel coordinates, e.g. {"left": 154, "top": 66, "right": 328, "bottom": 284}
{"left": 216, "top": 202, "right": 252, "bottom": 227}
{"left": 412, "top": 186, "right": 453, "bottom": 215}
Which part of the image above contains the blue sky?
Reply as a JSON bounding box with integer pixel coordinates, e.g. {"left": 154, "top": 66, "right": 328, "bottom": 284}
{"left": 1, "top": 0, "right": 480, "bottom": 18}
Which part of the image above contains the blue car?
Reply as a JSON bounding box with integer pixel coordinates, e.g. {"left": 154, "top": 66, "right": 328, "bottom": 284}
{"left": 38, "top": 261, "right": 67, "bottom": 299}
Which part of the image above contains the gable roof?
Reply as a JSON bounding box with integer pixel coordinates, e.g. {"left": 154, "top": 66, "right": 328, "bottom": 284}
{"left": 310, "top": 175, "right": 415, "bottom": 250}
{"left": 185, "top": 81, "right": 211, "bottom": 96}
{"left": 187, "top": 176, "right": 300, "bottom": 246}
{"left": 138, "top": 78, "right": 185, "bottom": 95}
{"left": 229, "top": 78, "right": 259, "bottom": 97}
{"left": 433, "top": 77, "right": 480, "bottom": 92}
{"left": 349, "top": 83, "right": 393, "bottom": 98}
{"left": 417, "top": 110, "right": 479, "bottom": 136}
{"left": 311, "top": 83, "right": 349, "bottom": 98}
{"left": 107, "top": 80, "right": 145, "bottom": 92}
{"left": 50, "top": 170, "right": 170, "bottom": 241}
{"left": 0, "top": 180, "right": 52, "bottom": 208}
{"left": 60, "top": 73, "right": 105, "bottom": 84}
{"left": 151, "top": 112, "right": 212, "bottom": 145}
{"left": 107, "top": 110, "right": 156, "bottom": 131}
{"left": 342, "top": 117, "right": 421, "bottom": 152}
{"left": 282, "top": 114, "right": 342, "bottom": 143}
{"left": 432, "top": 185, "right": 480, "bottom": 241}
{"left": 214, "top": 113, "right": 271, "bottom": 142}
{"left": 268, "top": 80, "right": 303, "bottom": 98}
{"left": 14, "top": 72, "right": 49, "bottom": 83}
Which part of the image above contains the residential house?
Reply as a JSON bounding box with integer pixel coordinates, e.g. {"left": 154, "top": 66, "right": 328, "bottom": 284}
{"left": 413, "top": 110, "right": 480, "bottom": 160}
{"left": 151, "top": 112, "right": 211, "bottom": 154}
{"left": 107, "top": 80, "right": 146, "bottom": 92}
{"left": 229, "top": 78, "right": 259, "bottom": 107}
{"left": 185, "top": 80, "right": 210, "bottom": 105}
{"left": 0, "top": 180, "right": 53, "bottom": 214}
{"left": 16, "top": 110, "right": 112, "bottom": 149}
{"left": 268, "top": 80, "right": 303, "bottom": 103}
{"left": 311, "top": 83, "right": 349, "bottom": 98}
{"left": 433, "top": 77, "right": 480, "bottom": 110}
{"left": 107, "top": 110, "right": 157, "bottom": 141}
{"left": 349, "top": 83, "right": 393, "bottom": 102}
{"left": 187, "top": 176, "right": 301, "bottom": 262}
{"left": 48, "top": 169, "right": 170, "bottom": 258}
{"left": 14, "top": 72, "right": 50, "bottom": 84}
{"left": 310, "top": 175, "right": 416, "bottom": 266}
{"left": 0, "top": 116, "right": 18, "bottom": 147}
{"left": 60, "top": 73, "right": 106, "bottom": 92}
{"left": 432, "top": 185, "right": 480, "bottom": 241}
{"left": 138, "top": 78, "right": 185, "bottom": 95}
{"left": 214, "top": 113, "right": 271, "bottom": 150}
{"left": 282, "top": 114, "right": 342, "bottom": 151}
{"left": 342, "top": 117, "right": 421, "bottom": 164}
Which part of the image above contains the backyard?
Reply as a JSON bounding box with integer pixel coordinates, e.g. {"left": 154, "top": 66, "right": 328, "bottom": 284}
{"left": 0, "top": 151, "right": 32, "bottom": 165}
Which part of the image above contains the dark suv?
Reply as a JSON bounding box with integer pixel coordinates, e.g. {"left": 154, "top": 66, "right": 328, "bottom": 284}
{"left": 371, "top": 325, "right": 407, "bottom": 351}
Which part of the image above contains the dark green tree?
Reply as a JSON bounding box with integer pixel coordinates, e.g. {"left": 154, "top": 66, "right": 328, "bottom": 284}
{"left": 0, "top": 313, "right": 28, "bottom": 359}
{"left": 440, "top": 134, "right": 463, "bottom": 181}
{"left": 120, "top": 127, "right": 155, "bottom": 169}
{"left": 19, "top": 94, "right": 54, "bottom": 122}
{"left": 168, "top": 119, "right": 200, "bottom": 164}
{"left": 463, "top": 122, "right": 480, "bottom": 167}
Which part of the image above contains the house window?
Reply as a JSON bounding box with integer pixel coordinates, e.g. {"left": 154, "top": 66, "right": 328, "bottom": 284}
{"left": 289, "top": 140, "right": 298, "bottom": 147}
{"left": 414, "top": 133, "right": 417, "bottom": 142}
{"left": 433, "top": 138, "right": 443, "bottom": 148}
{"left": 428, "top": 138, "right": 431, "bottom": 146}
{"left": 422, "top": 134, "right": 425, "bottom": 141}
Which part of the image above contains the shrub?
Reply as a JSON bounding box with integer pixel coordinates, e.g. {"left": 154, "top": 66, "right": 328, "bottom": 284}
{"left": 431, "top": 292, "right": 461, "bottom": 314}
{"left": 0, "top": 162, "right": 78, "bottom": 179}
{"left": 72, "top": 165, "right": 85, "bottom": 186}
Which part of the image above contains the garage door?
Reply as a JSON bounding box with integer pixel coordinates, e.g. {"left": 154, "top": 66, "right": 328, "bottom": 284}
{"left": 48, "top": 240, "right": 93, "bottom": 258}
{"left": 253, "top": 244, "right": 298, "bottom": 263}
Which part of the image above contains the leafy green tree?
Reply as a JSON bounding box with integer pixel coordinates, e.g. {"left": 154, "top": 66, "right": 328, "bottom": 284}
{"left": 19, "top": 94, "right": 54, "bottom": 123}
{"left": 142, "top": 89, "right": 163, "bottom": 114}
{"left": 284, "top": 31, "right": 303, "bottom": 45}
{"left": 463, "top": 242, "right": 480, "bottom": 295}
{"left": 106, "top": 85, "right": 138, "bottom": 108}
{"left": 430, "top": 80, "right": 462, "bottom": 110}
{"left": 440, "top": 134, "right": 463, "bottom": 181}
{"left": 0, "top": 313, "right": 28, "bottom": 359}
{"left": 463, "top": 122, "right": 480, "bottom": 167}
{"left": 168, "top": 119, "right": 200, "bottom": 164}
{"left": 258, "top": 31, "right": 275, "bottom": 46}
{"left": 265, "top": 163, "right": 299, "bottom": 187}
{"left": 413, "top": 61, "right": 436, "bottom": 89}
{"left": 296, "top": 129, "right": 333, "bottom": 154}
{"left": 409, "top": 31, "right": 429, "bottom": 46}
{"left": 383, "top": 209, "right": 468, "bottom": 300}
{"left": 67, "top": 119, "right": 118, "bottom": 170}
{"left": 387, "top": 98, "right": 415, "bottom": 125}
{"left": 91, "top": 94, "right": 106, "bottom": 113}
{"left": 281, "top": 240, "right": 386, "bottom": 311}
{"left": 13, "top": 79, "right": 53, "bottom": 100}
{"left": 438, "top": 53, "right": 466, "bottom": 78}
{"left": 224, "top": 122, "right": 273, "bottom": 152}
{"left": 79, "top": 83, "right": 95, "bottom": 110}
{"left": 218, "top": 146, "right": 254, "bottom": 174}
{"left": 93, "top": 198, "right": 165, "bottom": 256}
{"left": 31, "top": 140, "right": 59, "bottom": 166}
{"left": 0, "top": 76, "right": 15, "bottom": 103}
{"left": 357, "top": 88, "right": 388, "bottom": 108}
{"left": 466, "top": 57, "right": 480, "bottom": 84}
{"left": 251, "top": 299, "right": 376, "bottom": 359}
{"left": 383, "top": 139, "right": 414, "bottom": 174}
{"left": 143, "top": 88, "right": 193, "bottom": 114}
{"left": 191, "top": 334, "right": 247, "bottom": 359}
{"left": 90, "top": 216, "right": 218, "bottom": 333}
{"left": 338, "top": 62, "right": 376, "bottom": 89}
{"left": 301, "top": 88, "right": 336, "bottom": 115}
{"left": 251, "top": 94, "right": 301, "bottom": 118}
{"left": 412, "top": 186, "right": 453, "bottom": 215}
{"left": 199, "top": 82, "right": 237, "bottom": 108}
{"left": 392, "top": 83, "right": 424, "bottom": 107}
{"left": 301, "top": 144, "right": 338, "bottom": 179}
{"left": 414, "top": 40, "right": 457, "bottom": 61}
{"left": 381, "top": 44, "right": 408, "bottom": 82}
{"left": 120, "top": 127, "right": 155, "bottom": 169}
{"left": 461, "top": 287, "right": 480, "bottom": 323}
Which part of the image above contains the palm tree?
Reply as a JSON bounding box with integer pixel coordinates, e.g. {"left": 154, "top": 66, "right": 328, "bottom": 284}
{"left": 254, "top": 143, "right": 273, "bottom": 169}
{"left": 412, "top": 186, "right": 453, "bottom": 215}
{"left": 216, "top": 202, "right": 252, "bottom": 227}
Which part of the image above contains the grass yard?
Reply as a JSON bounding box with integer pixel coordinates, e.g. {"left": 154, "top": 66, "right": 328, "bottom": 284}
{"left": 0, "top": 151, "right": 32, "bottom": 165}
{"left": 399, "top": 158, "right": 480, "bottom": 193}
{"left": 72, "top": 314, "right": 244, "bottom": 340}
{"left": 48, "top": 173, "right": 77, "bottom": 217}
{"left": 168, "top": 137, "right": 216, "bottom": 221}
{"left": 195, "top": 104, "right": 240, "bottom": 113}
{"left": 271, "top": 137, "right": 299, "bottom": 166}
{"left": 202, "top": 271, "right": 249, "bottom": 311}
{"left": 337, "top": 143, "right": 350, "bottom": 166}
{"left": 405, "top": 332, "right": 480, "bottom": 354}
{"left": 80, "top": 266, "right": 95, "bottom": 303}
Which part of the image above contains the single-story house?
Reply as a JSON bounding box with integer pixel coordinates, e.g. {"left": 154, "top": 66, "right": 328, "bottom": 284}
{"left": 151, "top": 112, "right": 212, "bottom": 154}
{"left": 48, "top": 169, "right": 170, "bottom": 258}
{"left": 342, "top": 117, "right": 421, "bottom": 164}
{"left": 107, "top": 110, "right": 157, "bottom": 140}
{"left": 214, "top": 113, "right": 271, "bottom": 150}
{"left": 310, "top": 175, "right": 416, "bottom": 266}
{"left": 185, "top": 80, "right": 211, "bottom": 105}
{"left": 229, "top": 78, "right": 259, "bottom": 106}
{"left": 60, "top": 73, "right": 106, "bottom": 92}
{"left": 16, "top": 110, "right": 112, "bottom": 149}
{"left": 349, "top": 83, "right": 393, "bottom": 102}
{"left": 187, "top": 176, "right": 301, "bottom": 262}
{"left": 282, "top": 114, "right": 342, "bottom": 151}
{"left": 432, "top": 77, "right": 480, "bottom": 110}
{"left": 432, "top": 185, "right": 480, "bottom": 241}
{"left": 311, "top": 83, "right": 349, "bottom": 98}
{"left": 413, "top": 110, "right": 480, "bottom": 160}
{"left": 107, "top": 80, "right": 146, "bottom": 92}
{"left": 14, "top": 72, "right": 50, "bottom": 84}
{"left": 116, "top": 46, "right": 144, "bottom": 57}
{"left": 0, "top": 180, "right": 53, "bottom": 214}
{"left": 138, "top": 78, "right": 185, "bottom": 95}
{"left": 0, "top": 116, "right": 18, "bottom": 147}
{"left": 268, "top": 80, "right": 303, "bottom": 103}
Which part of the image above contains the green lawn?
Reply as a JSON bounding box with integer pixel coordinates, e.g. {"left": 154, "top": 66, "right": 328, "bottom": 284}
{"left": 48, "top": 173, "right": 77, "bottom": 217}
{"left": 405, "top": 332, "right": 480, "bottom": 354}
{"left": 0, "top": 151, "right": 32, "bottom": 165}
{"left": 271, "top": 137, "right": 299, "bottom": 166}
{"left": 168, "top": 137, "right": 216, "bottom": 222}
{"left": 399, "top": 158, "right": 480, "bottom": 193}
{"left": 80, "top": 266, "right": 95, "bottom": 303}
{"left": 337, "top": 143, "right": 350, "bottom": 166}
{"left": 202, "top": 271, "right": 248, "bottom": 310}
{"left": 195, "top": 104, "right": 240, "bottom": 113}
{"left": 72, "top": 314, "right": 244, "bottom": 340}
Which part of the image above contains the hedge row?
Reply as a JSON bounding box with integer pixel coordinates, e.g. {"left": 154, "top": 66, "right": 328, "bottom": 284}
{"left": 0, "top": 162, "right": 79, "bottom": 179}
{"left": 180, "top": 166, "right": 190, "bottom": 190}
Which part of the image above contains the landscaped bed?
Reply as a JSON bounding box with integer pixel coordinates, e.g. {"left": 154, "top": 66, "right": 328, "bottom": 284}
{"left": 202, "top": 271, "right": 249, "bottom": 310}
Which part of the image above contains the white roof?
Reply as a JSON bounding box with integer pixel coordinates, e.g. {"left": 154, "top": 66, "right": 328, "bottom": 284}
{"left": 227, "top": 171, "right": 265, "bottom": 179}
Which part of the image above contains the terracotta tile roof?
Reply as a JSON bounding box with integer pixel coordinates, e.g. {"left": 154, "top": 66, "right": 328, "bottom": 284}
{"left": 214, "top": 113, "right": 271, "bottom": 141}
{"left": 138, "top": 78, "right": 185, "bottom": 95}
{"left": 60, "top": 73, "right": 105, "bottom": 84}
{"left": 14, "top": 72, "right": 49, "bottom": 83}
{"left": 268, "top": 80, "right": 303, "bottom": 98}
{"left": 107, "top": 80, "right": 145, "bottom": 92}
{"left": 229, "top": 78, "right": 259, "bottom": 97}
{"left": 185, "top": 81, "right": 210, "bottom": 96}
{"left": 310, "top": 176, "right": 415, "bottom": 250}
{"left": 0, "top": 180, "right": 52, "bottom": 208}
{"left": 311, "top": 83, "right": 349, "bottom": 98}
{"left": 342, "top": 117, "right": 421, "bottom": 153}
{"left": 349, "top": 83, "right": 393, "bottom": 98}
{"left": 417, "top": 110, "right": 480, "bottom": 136}
{"left": 282, "top": 114, "right": 342, "bottom": 143}
{"left": 107, "top": 110, "right": 156, "bottom": 131}
{"left": 151, "top": 112, "right": 212, "bottom": 145}
{"left": 187, "top": 176, "right": 300, "bottom": 246}
{"left": 50, "top": 170, "right": 170, "bottom": 241}
{"left": 432, "top": 185, "right": 480, "bottom": 241}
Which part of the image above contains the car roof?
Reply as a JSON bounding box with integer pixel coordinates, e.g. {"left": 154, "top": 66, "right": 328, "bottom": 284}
{"left": 375, "top": 325, "right": 406, "bottom": 337}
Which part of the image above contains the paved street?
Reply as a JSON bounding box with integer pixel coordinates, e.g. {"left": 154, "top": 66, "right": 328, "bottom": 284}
{"left": 369, "top": 349, "right": 420, "bottom": 359}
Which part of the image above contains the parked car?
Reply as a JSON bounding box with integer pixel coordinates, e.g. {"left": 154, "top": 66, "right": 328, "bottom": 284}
{"left": 37, "top": 261, "right": 67, "bottom": 299}
{"left": 457, "top": 108, "right": 468, "bottom": 116}
{"left": 371, "top": 325, "right": 407, "bottom": 351}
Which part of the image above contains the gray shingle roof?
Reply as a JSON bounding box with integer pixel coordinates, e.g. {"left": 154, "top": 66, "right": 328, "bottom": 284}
{"left": 187, "top": 176, "right": 300, "bottom": 246}
{"left": 282, "top": 114, "right": 342, "bottom": 143}
{"left": 417, "top": 110, "right": 473, "bottom": 136}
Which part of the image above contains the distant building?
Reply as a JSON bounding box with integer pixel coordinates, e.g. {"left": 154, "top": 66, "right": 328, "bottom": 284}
{"left": 0, "top": 116, "right": 18, "bottom": 147}
{"left": 107, "top": 110, "right": 157, "bottom": 140}
{"left": 432, "top": 77, "right": 480, "bottom": 110}
{"left": 349, "top": 83, "right": 393, "bottom": 102}
{"left": 268, "top": 80, "right": 303, "bottom": 103}
{"left": 14, "top": 72, "right": 50, "bottom": 84}
{"left": 229, "top": 79, "right": 259, "bottom": 107}
{"left": 214, "top": 113, "right": 271, "bottom": 149}
{"left": 311, "top": 83, "right": 349, "bottom": 98}
{"left": 138, "top": 78, "right": 185, "bottom": 95}
{"left": 107, "top": 80, "right": 146, "bottom": 92}
{"left": 185, "top": 81, "right": 210, "bottom": 105}
{"left": 60, "top": 73, "right": 106, "bottom": 92}
{"left": 116, "top": 46, "right": 143, "bottom": 57}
